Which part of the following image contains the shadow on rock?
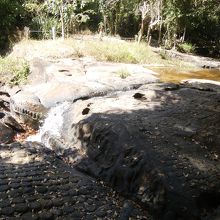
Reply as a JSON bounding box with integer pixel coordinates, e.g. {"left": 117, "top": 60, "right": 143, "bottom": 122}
{"left": 0, "top": 142, "right": 150, "bottom": 219}
{"left": 53, "top": 83, "right": 220, "bottom": 220}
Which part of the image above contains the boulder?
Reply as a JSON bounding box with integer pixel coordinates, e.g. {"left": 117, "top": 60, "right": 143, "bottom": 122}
{"left": 9, "top": 61, "right": 158, "bottom": 123}
{"left": 0, "top": 112, "right": 24, "bottom": 143}
{"left": 10, "top": 91, "right": 47, "bottom": 129}
{"left": 0, "top": 121, "right": 15, "bottom": 144}
{"left": 51, "top": 83, "right": 220, "bottom": 220}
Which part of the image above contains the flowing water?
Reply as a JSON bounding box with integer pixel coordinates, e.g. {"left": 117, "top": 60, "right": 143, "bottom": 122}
{"left": 27, "top": 102, "right": 70, "bottom": 148}
{"left": 150, "top": 67, "right": 220, "bottom": 83}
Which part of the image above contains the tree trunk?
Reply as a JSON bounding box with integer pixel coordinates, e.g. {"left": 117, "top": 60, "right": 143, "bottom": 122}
{"left": 104, "top": 15, "right": 107, "bottom": 33}
{"left": 146, "top": 24, "right": 151, "bottom": 44}
{"left": 158, "top": 19, "right": 162, "bottom": 45}
{"left": 114, "top": 1, "right": 121, "bottom": 36}
{"left": 166, "top": 23, "right": 171, "bottom": 48}
{"left": 138, "top": 19, "right": 144, "bottom": 44}
{"left": 60, "top": 2, "right": 65, "bottom": 40}
{"left": 182, "top": 27, "right": 186, "bottom": 43}
{"left": 115, "top": 11, "right": 118, "bottom": 36}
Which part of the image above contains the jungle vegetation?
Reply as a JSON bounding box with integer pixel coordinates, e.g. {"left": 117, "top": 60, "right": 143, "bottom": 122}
{"left": 0, "top": 0, "right": 219, "bottom": 57}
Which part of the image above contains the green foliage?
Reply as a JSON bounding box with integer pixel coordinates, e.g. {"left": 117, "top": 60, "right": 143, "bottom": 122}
{"left": 1, "top": 0, "right": 220, "bottom": 57}
{"left": 177, "top": 43, "right": 195, "bottom": 54}
{"left": 70, "top": 40, "right": 164, "bottom": 64}
{"left": 10, "top": 61, "right": 30, "bottom": 85}
{"left": 117, "top": 68, "right": 131, "bottom": 79}
{"left": 44, "top": 0, "right": 94, "bottom": 37}
{"left": 0, "top": 0, "right": 25, "bottom": 52}
{"left": 159, "top": 51, "right": 168, "bottom": 60}
{"left": 0, "top": 57, "right": 30, "bottom": 85}
{"left": 98, "top": 0, "right": 140, "bottom": 36}
{"left": 162, "top": 0, "right": 220, "bottom": 56}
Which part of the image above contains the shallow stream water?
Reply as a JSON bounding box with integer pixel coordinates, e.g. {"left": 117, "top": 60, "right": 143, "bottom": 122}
{"left": 150, "top": 67, "right": 220, "bottom": 83}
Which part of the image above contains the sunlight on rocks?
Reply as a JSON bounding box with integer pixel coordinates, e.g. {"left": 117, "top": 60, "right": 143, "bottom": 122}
{"left": 0, "top": 149, "right": 43, "bottom": 164}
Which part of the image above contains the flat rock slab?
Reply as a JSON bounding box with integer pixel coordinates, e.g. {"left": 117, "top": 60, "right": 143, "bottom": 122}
{"left": 20, "top": 58, "right": 158, "bottom": 108}
{"left": 49, "top": 82, "right": 220, "bottom": 220}
{"left": 182, "top": 79, "right": 220, "bottom": 92}
{"left": 0, "top": 142, "right": 150, "bottom": 219}
{"left": 26, "top": 57, "right": 158, "bottom": 86}
{"left": 152, "top": 47, "right": 220, "bottom": 69}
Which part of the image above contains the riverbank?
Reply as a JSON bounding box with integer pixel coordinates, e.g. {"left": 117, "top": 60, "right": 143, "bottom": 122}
{"left": 2, "top": 37, "right": 219, "bottom": 88}
{"left": 1, "top": 37, "right": 220, "bottom": 219}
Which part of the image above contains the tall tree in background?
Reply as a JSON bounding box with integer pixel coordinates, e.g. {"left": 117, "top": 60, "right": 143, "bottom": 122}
{"left": 99, "top": 0, "right": 140, "bottom": 36}
{"left": 0, "top": 0, "right": 25, "bottom": 52}
{"left": 0, "top": 0, "right": 219, "bottom": 56}
{"left": 45, "top": 0, "right": 76, "bottom": 39}
{"left": 146, "top": 0, "right": 162, "bottom": 44}
{"left": 138, "top": 1, "right": 149, "bottom": 43}
{"left": 45, "top": 0, "right": 93, "bottom": 38}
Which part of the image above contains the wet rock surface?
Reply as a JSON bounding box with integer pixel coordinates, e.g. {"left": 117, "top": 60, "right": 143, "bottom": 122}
{"left": 0, "top": 91, "right": 25, "bottom": 144}
{"left": 51, "top": 82, "right": 220, "bottom": 220}
{"left": 0, "top": 142, "right": 150, "bottom": 219}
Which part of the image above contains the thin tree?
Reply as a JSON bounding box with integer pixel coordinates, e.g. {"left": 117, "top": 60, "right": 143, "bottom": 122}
{"left": 138, "top": 1, "right": 149, "bottom": 44}
{"left": 146, "top": 0, "right": 162, "bottom": 45}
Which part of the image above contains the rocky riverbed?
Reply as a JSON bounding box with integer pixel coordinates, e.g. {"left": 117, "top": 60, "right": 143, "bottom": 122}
{"left": 1, "top": 56, "right": 220, "bottom": 219}
{"left": 0, "top": 142, "right": 151, "bottom": 219}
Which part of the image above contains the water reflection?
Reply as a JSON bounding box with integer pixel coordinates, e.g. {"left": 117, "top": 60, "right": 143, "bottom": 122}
{"left": 150, "top": 67, "right": 220, "bottom": 83}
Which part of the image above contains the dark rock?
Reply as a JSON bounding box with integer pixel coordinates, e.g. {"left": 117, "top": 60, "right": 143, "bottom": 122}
{"left": 29, "top": 201, "right": 41, "bottom": 210}
{"left": 1, "top": 207, "right": 14, "bottom": 215}
{"left": 62, "top": 205, "right": 75, "bottom": 214}
{"left": 11, "top": 197, "right": 25, "bottom": 204}
{"left": 0, "top": 91, "right": 10, "bottom": 97}
{"left": 3, "top": 114, "right": 24, "bottom": 132}
{"left": 52, "top": 199, "right": 63, "bottom": 207}
{"left": 0, "top": 91, "right": 10, "bottom": 111}
{"left": 77, "top": 195, "right": 86, "bottom": 203}
{"left": 85, "top": 204, "right": 96, "bottom": 212}
{"left": 70, "top": 211, "right": 83, "bottom": 218}
{"left": 0, "top": 121, "right": 15, "bottom": 143}
{"left": 0, "top": 185, "right": 9, "bottom": 192}
{"left": 35, "top": 186, "right": 48, "bottom": 194}
{"left": 68, "top": 189, "right": 78, "bottom": 196}
{"left": 23, "top": 187, "right": 34, "bottom": 193}
{"left": 119, "top": 201, "right": 134, "bottom": 220}
{"left": 58, "top": 83, "right": 220, "bottom": 220}
{"left": 50, "top": 207, "right": 62, "bottom": 216}
{"left": 82, "top": 107, "right": 90, "bottom": 115}
{"left": 95, "top": 207, "right": 106, "bottom": 217}
{"left": 38, "top": 199, "right": 53, "bottom": 209}
{"left": 13, "top": 203, "right": 28, "bottom": 213}
{"left": 0, "top": 141, "right": 151, "bottom": 219}
{"left": 9, "top": 183, "right": 21, "bottom": 189}
{"left": 38, "top": 211, "right": 53, "bottom": 219}
{"left": 0, "top": 200, "right": 11, "bottom": 208}
{"left": 21, "top": 212, "right": 38, "bottom": 220}
{"left": 133, "top": 92, "right": 145, "bottom": 99}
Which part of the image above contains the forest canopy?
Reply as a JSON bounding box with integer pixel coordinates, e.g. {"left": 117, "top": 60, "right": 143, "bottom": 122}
{"left": 0, "top": 0, "right": 220, "bottom": 57}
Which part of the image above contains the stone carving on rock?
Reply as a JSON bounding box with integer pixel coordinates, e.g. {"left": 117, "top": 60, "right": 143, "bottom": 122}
{"left": 10, "top": 91, "right": 48, "bottom": 129}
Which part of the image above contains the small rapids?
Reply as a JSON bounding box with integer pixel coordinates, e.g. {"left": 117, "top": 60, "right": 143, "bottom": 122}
{"left": 27, "top": 102, "right": 71, "bottom": 148}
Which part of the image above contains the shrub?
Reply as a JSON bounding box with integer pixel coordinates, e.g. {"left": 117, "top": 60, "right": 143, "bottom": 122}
{"left": 77, "top": 40, "right": 163, "bottom": 64}
{"left": 0, "top": 57, "right": 30, "bottom": 86}
{"left": 177, "top": 43, "right": 195, "bottom": 54}
{"left": 117, "top": 68, "right": 131, "bottom": 79}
